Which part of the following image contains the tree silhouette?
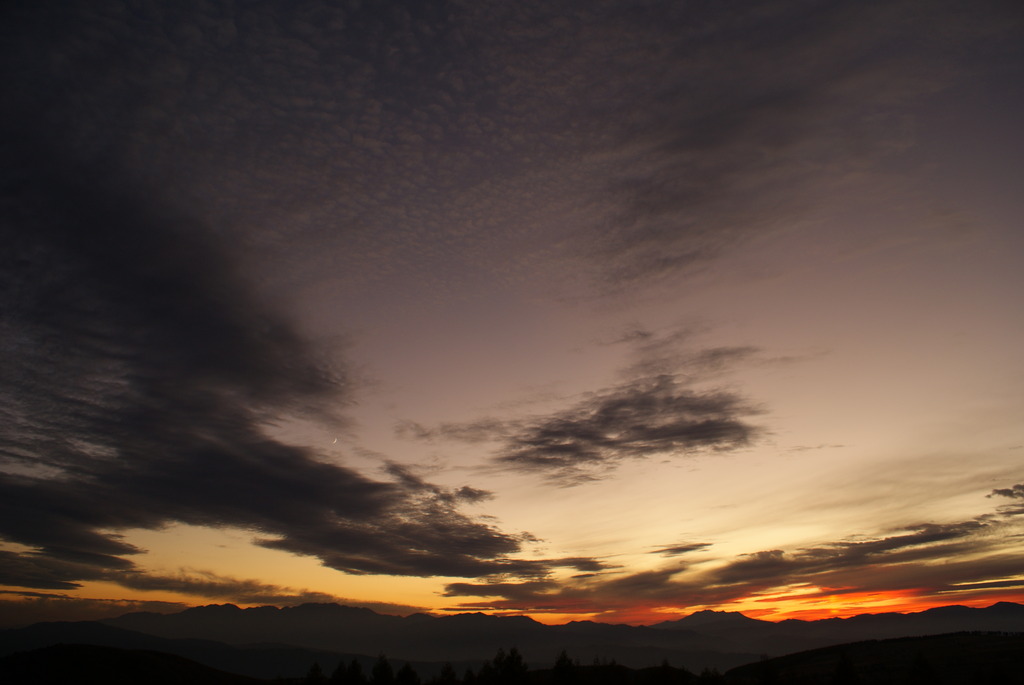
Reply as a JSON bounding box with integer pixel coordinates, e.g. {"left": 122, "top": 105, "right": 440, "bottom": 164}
{"left": 345, "top": 660, "right": 369, "bottom": 685}
{"left": 397, "top": 662, "right": 421, "bottom": 685}
{"left": 831, "top": 652, "right": 861, "bottom": 685}
{"left": 306, "top": 662, "right": 328, "bottom": 685}
{"left": 755, "top": 658, "right": 779, "bottom": 685}
{"left": 431, "top": 662, "right": 458, "bottom": 685}
{"left": 373, "top": 654, "right": 395, "bottom": 685}
{"left": 553, "top": 650, "right": 579, "bottom": 685}
{"left": 331, "top": 660, "right": 348, "bottom": 685}
{"left": 906, "top": 652, "right": 939, "bottom": 685}
{"left": 477, "top": 660, "right": 497, "bottom": 685}
{"left": 493, "top": 647, "right": 528, "bottom": 685}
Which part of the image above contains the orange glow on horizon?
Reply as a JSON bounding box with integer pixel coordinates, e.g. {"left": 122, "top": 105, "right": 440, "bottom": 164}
{"left": 461, "top": 587, "right": 1024, "bottom": 626}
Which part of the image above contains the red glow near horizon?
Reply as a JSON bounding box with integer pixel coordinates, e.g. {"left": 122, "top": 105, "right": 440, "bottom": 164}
{"left": 487, "top": 588, "right": 1024, "bottom": 626}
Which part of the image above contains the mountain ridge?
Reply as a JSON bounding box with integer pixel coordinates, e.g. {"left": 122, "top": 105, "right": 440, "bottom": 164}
{"left": 97, "top": 600, "right": 1023, "bottom": 667}
{"left": 2, "top": 601, "right": 1018, "bottom": 679}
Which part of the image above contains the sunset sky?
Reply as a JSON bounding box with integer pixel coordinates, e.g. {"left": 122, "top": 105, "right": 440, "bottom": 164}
{"left": 2, "top": 0, "right": 1024, "bottom": 629}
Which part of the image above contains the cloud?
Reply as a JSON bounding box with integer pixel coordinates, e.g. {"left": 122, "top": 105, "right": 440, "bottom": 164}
{"left": 443, "top": 580, "right": 558, "bottom": 600}
{"left": 110, "top": 569, "right": 427, "bottom": 615}
{"left": 0, "top": 142, "right": 569, "bottom": 593}
{"left": 441, "top": 494, "right": 1024, "bottom": 618}
{"left": 651, "top": 542, "right": 713, "bottom": 557}
{"left": 112, "top": 570, "right": 350, "bottom": 606}
{"left": 396, "top": 329, "right": 767, "bottom": 487}
{"left": 394, "top": 419, "right": 509, "bottom": 444}
{"left": 710, "top": 521, "right": 992, "bottom": 587}
{"left": 0, "top": 592, "right": 188, "bottom": 629}
{"left": 989, "top": 483, "right": 1024, "bottom": 499}
{"left": 573, "top": 0, "right": 1022, "bottom": 290}
{"left": 400, "top": 372, "right": 759, "bottom": 486}
{"left": 986, "top": 483, "right": 1024, "bottom": 517}
{"left": 0, "top": 577, "right": 426, "bottom": 628}
{"left": 495, "top": 375, "right": 759, "bottom": 485}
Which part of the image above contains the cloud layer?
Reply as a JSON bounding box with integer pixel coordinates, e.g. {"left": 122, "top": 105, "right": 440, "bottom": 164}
{"left": 443, "top": 499, "right": 1024, "bottom": 620}
{"left": 0, "top": 141, "right": 568, "bottom": 594}
{"left": 493, "top": 375, "right": 757, "bottom": 484}
{"left": 2, "top": 0, "right": 1021, "bottom": 621}
{"left": 401, "top": 328, "right": 764, "bottom": 485}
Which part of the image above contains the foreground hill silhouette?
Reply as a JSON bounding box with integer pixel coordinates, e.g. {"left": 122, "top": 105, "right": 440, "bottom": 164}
{"left": 0, "top": 620, "right": 416, "bottom": 680}
{"left": 725, "top": 631, "right": 1024, "bottom": 685}
{"left": 0, "top": 643, "right": 263, "bottom": 685}
{"left": 2, "top": 633, "right": 1021, "bottom": 685}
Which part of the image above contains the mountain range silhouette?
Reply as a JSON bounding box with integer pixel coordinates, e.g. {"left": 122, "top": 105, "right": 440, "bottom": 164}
{"left": 1, "top": 602, "right": 1021, "bottom": 680}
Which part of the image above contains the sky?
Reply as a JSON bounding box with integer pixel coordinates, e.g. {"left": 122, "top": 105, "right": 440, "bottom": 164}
{"left": 2, "top": 0, "right": 1023, "bottom": 629}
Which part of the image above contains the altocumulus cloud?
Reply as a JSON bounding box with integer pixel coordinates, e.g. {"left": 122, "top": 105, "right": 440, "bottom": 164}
{"left": 402, "top": 374, "right": 759, "bottom": 486}
{"left": 0, "top": 141, "right": 571, "bottom": 596}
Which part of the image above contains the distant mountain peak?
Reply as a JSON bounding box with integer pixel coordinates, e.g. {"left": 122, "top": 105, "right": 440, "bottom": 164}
{"left": 650, "top": 609, "right": 761, "bottom": 631}
{"left": 185, "top": 604, "right": 243, "bottom": 614}
{"left": 689, "top": 610, "right": 747, "bottom": 618}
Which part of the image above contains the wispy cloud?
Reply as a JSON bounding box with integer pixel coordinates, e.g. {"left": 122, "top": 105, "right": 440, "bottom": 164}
{"left": 443, "top": 490, "right": 1024, "bottom": 618}
{"left": 403, "top": 373, "right": 759, "bottom": 486}
{"left": 575, "top": 0, "right": 1019, "bottom": 290}
{"left": 0, "top": 592, "right": 188, "bottom": 628}
{"left": 650, "top": 542, "right": 713, "bottom": 557}
{"left": 989, "top": 483, "right": 1024, "bottom": 499}
{"left": 0, "top": 142, "right": 570, "bottom": 593}
{"left": 111, "top": 569, "right": 426, "bottom": 615}
{"left": 0, "top": 583, "right": 425, "bottom": 628}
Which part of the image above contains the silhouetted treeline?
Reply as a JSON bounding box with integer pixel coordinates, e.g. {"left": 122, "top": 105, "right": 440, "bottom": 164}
{"left": 3, "top": 636, "right": 1022, "bottom": 685}
{"left": 299, "top": 649, "right": 725, "bottom": 685}
{"left": 294, "top": 635, "right": 1024, "bottom": 685}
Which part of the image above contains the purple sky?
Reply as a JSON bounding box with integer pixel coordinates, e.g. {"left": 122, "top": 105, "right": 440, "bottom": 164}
{"left": 2, "top": 0, "right": 1023, "bottom": 625}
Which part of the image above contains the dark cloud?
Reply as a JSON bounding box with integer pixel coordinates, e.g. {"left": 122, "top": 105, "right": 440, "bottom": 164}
{"left": 443, "top": 580, "right": 558, "bottom": 600}
{"left": 986, "top": 483, "right": 1024, "bottom": 517}
{"left": 580, "top": 0, "right": 1023, "bottom": 290}
{"left": 3, "top": 0, "right": 1020, "bottom": 619}
{"left": 0, "top": 593, "right": 187, "bottom": 629}
{"left": 495, "top": 375, "right": 758, "bottom": 485}
{"left": 711, "top": 521, "right": 991, "bottom": 586}
{"left": 442, "top": 505, "right": 1024, "bottom": 617}
{"left": 110, "top": 570, "right": 426, "bottom": 615}
{"left": 0, "top": 550, "right": 111, "bottom": 592}
{"left": 394, "top": 419, "right": 509, "bottom": 444}
{"left": 626, "top": 337, "right": 760, "bottom": 380}
{"left": 396, "top": 328, "right": 765, "bottom": 487}
{"left": 7, "top": 0, "right": 1012, "bottom": 306}
{"left": 600, "top": 325, "right": 762, "bottom": 379}
{"left": 651, "top": 542, "right": 713, "bottom": 557}
{"left": 400, "top": 374, "right": 759, "bottom": 486}
{"left": 0, "top": 579, "right": 425, "bottom": 627}
{"left": 989, "top": 483, "right": 1024, "bottom": 499}
{"left": 452, "top": 486, "right": 495, "bottom": 504}
{"left": 113, "top": 570, "right": 345, "bottom": 606}
{"left": 0, "top": 139, "right": 571, "bottom": 592}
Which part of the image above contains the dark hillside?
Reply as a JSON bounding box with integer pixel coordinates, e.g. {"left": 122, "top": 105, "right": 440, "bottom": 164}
{"left": 0, "top": 643, "right": 265, "bottom": 685}
{"left": 725, "top": 632, "right": 1024, "bottom": 685}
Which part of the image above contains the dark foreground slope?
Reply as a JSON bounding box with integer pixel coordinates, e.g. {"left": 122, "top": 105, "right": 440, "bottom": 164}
{"left": 4, "top": 603, "right": 1022, "bottom": 681}
{"left": 0, "top": 620, "right": 375, "bottom": 679}
{"left": 0, "top": 643, "right": 265, "bottom": 685}
{"left": 97, "top": 601, "right": 1024, "bottom": 669}
{"left": 725, "top": 632, "right": 1024, "bottom": 685}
